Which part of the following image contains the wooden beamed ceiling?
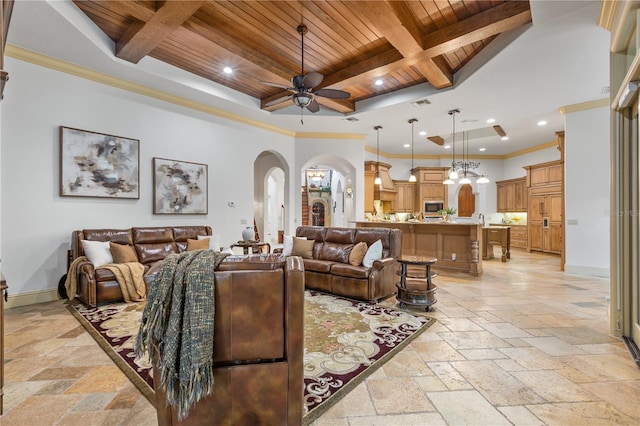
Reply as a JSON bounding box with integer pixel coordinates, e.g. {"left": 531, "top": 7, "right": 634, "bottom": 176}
{"left": 74, "top": 0, "right": 532, "bottom": 114}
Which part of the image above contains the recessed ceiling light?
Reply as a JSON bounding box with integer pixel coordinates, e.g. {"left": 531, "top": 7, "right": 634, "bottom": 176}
{"left": 419, "top": 131, "right": 426, "bottom": 136}
{"left": 501, "top": 136, "right": 509, "bottom": 141}
{"left": 487, "top": 118, "right": 496, "bottom": 123}
{"left": 444, "top": 144, "right": 451, "bottom": 149}
{"left": 374, "top": 79, "right": 384, "bottom": 86}
{"left": 403, "top": 143, "right": 410, "bottom": 148}
{"left": 479, "top": 148, "right": 486, "bottom": 152}
{"left": 223, "top": 66, "right": 233, "bottom": 74}
{"left": 537, "top": 120, "right": 547, "bottom": 126}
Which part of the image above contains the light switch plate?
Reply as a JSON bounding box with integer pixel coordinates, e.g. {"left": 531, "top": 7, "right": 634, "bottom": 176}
{"left": 567, "top": 219, "right": 578, "bottom": 225}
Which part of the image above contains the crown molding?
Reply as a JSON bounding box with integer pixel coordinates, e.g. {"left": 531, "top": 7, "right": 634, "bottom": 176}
{"left": 559, "top": 98, "right": 610, "bottom": 114}
{"left": 295, "top": 132, "right": 366, "bottom": 140}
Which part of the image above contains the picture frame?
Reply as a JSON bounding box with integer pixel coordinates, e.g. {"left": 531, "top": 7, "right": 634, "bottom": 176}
{"left": 59, "top": 126, "right": 140, "bottom": 199}
{"left": 153, "top": 157, "right": 208, "bottom": 214}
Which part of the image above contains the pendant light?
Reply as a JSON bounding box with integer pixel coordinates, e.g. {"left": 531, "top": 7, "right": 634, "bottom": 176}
{"left": 408, "top": 118, "right": 417, "bottom": 182}
{"left": 444, "top": 109, "right": 459, "bottom": 185}
{"left": 374, "top": 125, "right": 382, "bottom": 185}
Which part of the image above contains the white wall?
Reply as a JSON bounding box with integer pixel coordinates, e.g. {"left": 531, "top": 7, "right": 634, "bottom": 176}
{"left": 503, "top": 146, "right": 561, "bottom": 178}
{"left": 564, "top": 106, "right": 610, "bottom": 277}
{"left": 0, "top": 58, "right": 335, "bottom": 301}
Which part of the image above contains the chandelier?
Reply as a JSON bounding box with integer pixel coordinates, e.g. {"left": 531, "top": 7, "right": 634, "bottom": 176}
{"left": 308, "top": 166, "right": 325, "bottom": 181}
{"left": 443, "top": 109, "right": 488, "bottom": 185}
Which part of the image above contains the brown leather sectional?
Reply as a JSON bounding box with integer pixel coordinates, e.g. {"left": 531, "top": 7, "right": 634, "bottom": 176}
{"left": 296, "top": 226, "right": 402, "bottom": 302}
{"left": 153, "top": 254, "right": 304, "bottom": 425}
{"left": 70, "top": 226, "right": 212, "bottom": 306}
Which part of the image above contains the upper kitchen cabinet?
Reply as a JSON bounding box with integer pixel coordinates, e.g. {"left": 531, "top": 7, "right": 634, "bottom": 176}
{"left": 414, "top": 167, "right": 450, "bottom": 208}
{"left": 392, "top": 180, "right": 416, "bottom": 213}
{"left": 496, "top": 177, "right": 527, "bottom": 212}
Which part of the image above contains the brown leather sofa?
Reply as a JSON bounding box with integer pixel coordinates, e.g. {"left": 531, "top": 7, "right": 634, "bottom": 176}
{"left": 70, "top": 226, "right": 212, "bottom": 306}
{"left": 152, "top": 254, "right": 304, "bottom": 426}
{"left": 296, "top": 226, "right": 402, "bottom": 302}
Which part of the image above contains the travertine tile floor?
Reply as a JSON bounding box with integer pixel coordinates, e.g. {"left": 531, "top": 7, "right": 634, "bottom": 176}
{"left": 3, "top": 250, "right": 640, "bottom": 425}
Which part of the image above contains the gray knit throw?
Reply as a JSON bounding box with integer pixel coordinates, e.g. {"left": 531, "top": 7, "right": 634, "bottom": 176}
{"left": 134, "top": 250, "right": 228, "bottom": 420}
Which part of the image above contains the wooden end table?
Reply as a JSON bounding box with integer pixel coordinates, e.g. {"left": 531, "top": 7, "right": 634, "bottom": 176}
{"left": 396, "top": 256, "right": 438, "bottom": 312}
{"left": 231, "top": 240, "right": 271, "bottom": 255}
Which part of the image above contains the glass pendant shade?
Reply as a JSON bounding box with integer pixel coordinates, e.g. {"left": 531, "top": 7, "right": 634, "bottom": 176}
{"left": 292, "top": 93, "right": 312, "bottom": 107}
{"left": 443, "top": 178, "right": 455, "bottom": 185}
{"left": 459, "top": 176, "right": 472, "bottom": 184}
{"left": 449, "top": 171, "right": 458, "bottom": 179}
{"left": 476, "top": 176, "right": 490, "bottom": 184}
{"left": 374, "top": 173, "right": 382, "bottom": 185}
{"left": 409, "top": 173, "right": 416, "bottom": 182}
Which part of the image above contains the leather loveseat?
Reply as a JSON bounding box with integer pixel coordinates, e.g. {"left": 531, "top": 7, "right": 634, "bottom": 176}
{"left": 152, "top": 254, "right": 304, "bottom": 425}
{"left": 296, "top": 226, "right": 402, "bottom": 302}
{"left": 70, "top": 226, "right": 212, "bottom": 306}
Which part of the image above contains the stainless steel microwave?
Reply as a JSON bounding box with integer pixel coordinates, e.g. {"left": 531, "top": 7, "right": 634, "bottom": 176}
{"left": 424, "top": 201, "right": 444, "bottom": 215}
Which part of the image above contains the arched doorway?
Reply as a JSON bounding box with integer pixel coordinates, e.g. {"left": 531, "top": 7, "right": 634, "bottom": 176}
{"left": 254, "top": 151, "right": 288, "bottom": 245}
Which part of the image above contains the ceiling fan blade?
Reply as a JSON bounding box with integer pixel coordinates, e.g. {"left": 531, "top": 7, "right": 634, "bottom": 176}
{"left": 306, "top": 99, "right": 320, "bottom": 113}
{"left": 265, "top": 94, "right": 293, "bottom": 107}
{"left": 260, "top": 81, "right": 294, "bottom": 91}
{"left": 313, "top": 88, "right": 351, "bottom": 99}
{"left": 303, "top": 72, "right": 323, "bottom": 89}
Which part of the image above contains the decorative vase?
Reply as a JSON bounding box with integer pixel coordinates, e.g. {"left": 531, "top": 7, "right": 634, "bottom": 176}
{"left": 444, "top": 214, "right": 451, "bottom": 222}
{"left": 242, "top": 227, "right": 255, "bottom": 241}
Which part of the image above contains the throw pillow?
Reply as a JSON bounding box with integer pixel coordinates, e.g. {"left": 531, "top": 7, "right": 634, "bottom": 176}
{"left": 109, "top": 242, "right": 137, "bottom": 264}
{"left": 349, "top": 241, "right": 368, "bottom": 266}
{"left": 187, "top": 238, "right": 209, "bottom": 251}
{"left": 197, "top": 234, "right": 221, "bottom": 251}
{"left": 81, "top": 240, "right": 113, "bottom": 267}
{"left": 282, "top": 235, "right": 306, "bottom": 256}
{"left": 362, "top": 239, "right": 383, "bottom": 268}
{"left": 291, "top": 238, "right": 314, "bottom": 259}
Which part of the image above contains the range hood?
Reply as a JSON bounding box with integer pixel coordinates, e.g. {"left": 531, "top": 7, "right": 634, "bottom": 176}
{"left": 366, "top": 161, "right": 396, "bottom": 201}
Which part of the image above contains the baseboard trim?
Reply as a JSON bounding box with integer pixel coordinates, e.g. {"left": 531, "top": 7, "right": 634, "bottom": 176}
{"left": 565, "top": 264, "right": 610, "bottom": 278}
{"left": 6, "top": 289, "right": 61, "bottom": 309}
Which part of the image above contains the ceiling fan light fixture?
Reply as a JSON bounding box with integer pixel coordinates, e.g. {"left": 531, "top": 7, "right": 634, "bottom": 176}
{"left": 292, "top": 93, "right": 312, "bottom": 107}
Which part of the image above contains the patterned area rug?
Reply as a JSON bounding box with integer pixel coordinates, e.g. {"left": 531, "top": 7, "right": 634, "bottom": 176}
{"left": 67, "top": 290, "right": 435, "bottom": 423}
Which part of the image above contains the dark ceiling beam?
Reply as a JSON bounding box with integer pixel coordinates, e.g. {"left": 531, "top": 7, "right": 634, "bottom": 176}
{"left": 115, "top": 0, "right": 206, "bottom": 64}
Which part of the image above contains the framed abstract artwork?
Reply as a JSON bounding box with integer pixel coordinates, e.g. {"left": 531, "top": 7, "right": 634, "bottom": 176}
{"left": 153, "top": 157, "right": 208, "bottom": 214}
{"left": 59, "top": 126, "right": 140, "bottom": 199}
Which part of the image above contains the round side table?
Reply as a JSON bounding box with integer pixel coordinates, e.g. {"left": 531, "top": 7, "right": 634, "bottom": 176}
{"left": 396, "top": 256, "right": 438, "bottom": 312}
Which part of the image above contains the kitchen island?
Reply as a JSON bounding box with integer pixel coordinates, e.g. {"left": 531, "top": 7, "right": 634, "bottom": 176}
{"left": 355, "top": 221, "right": 483, "bottom": 276}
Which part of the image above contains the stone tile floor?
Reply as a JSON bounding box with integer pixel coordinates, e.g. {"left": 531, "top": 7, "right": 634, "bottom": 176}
{"left": 3, "top": 250, "right": 640, "bottom": 425}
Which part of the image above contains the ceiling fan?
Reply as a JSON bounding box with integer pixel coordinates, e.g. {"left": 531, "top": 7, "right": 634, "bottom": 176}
{"left": 261, "top": 24, "right": 351, "bottom": 118}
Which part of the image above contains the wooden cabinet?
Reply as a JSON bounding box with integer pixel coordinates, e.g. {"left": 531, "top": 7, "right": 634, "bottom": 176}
{"left": 509, "top": 225, "right": 528, "bottom": 249}
{"left": 392, "top": 180, "right": 416, "bottom": 212}
{"left": 496, "top": 177, "right": 526, "bottom": 212}
{"left": 414, "top": 167, "right": 449, "bottom": 211}
{"left": 364, "top": 167, "right": 375, "bottom": 213}
{"left": 526, "top": 160, "right": 563, "bottom": 256}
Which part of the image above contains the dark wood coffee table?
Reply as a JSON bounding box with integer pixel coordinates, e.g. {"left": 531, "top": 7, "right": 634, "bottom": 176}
{"left": 396, "top": 256, "right": 438, "bottom": 312}
{"left": 231, "top": 240, "right": 271, "bottom": 255}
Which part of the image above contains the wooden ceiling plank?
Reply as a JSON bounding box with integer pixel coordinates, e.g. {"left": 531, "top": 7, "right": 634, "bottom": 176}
{"left": 115, "top": 0, "right": 206, "bottom": 63}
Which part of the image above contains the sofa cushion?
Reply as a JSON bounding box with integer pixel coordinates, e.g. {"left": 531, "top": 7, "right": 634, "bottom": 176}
{"left": 109, "top": 242, "right": 138, "bottom": 263}
{"left": 302, "top": 258, "right": 333, "bottom": 273}
{"left": 349, "top": 241, "right": 368, "bottom": 266}
{"left": 362, "top": 239, "right": 383, "bottom": 268}
{"left": 291, "top": 238, "right": 314, "bottom": 259}
{"left": 136, "top": 242, "right": 178, "bottom": 265}
{"left": 325, "top": 227, "right": 355, "bottom": 244}
{"left": 330, "top": 263, "right": 370, "bottom": 279}
{"left": 82, "top": 240, "right": 113, "bottom": 267}
{"left": 318, "top": 241, "right": 353, "bottom": 263}
{"left": 132, "top": 227, "right": 173, "bottom": 244}
{"left": 282, "top": 235, "right": 306, "bottom": 256}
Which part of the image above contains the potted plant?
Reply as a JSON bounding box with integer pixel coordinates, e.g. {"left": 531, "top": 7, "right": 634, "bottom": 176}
{"left": 437, "top": 207, "right": 457, "bottom": 222}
